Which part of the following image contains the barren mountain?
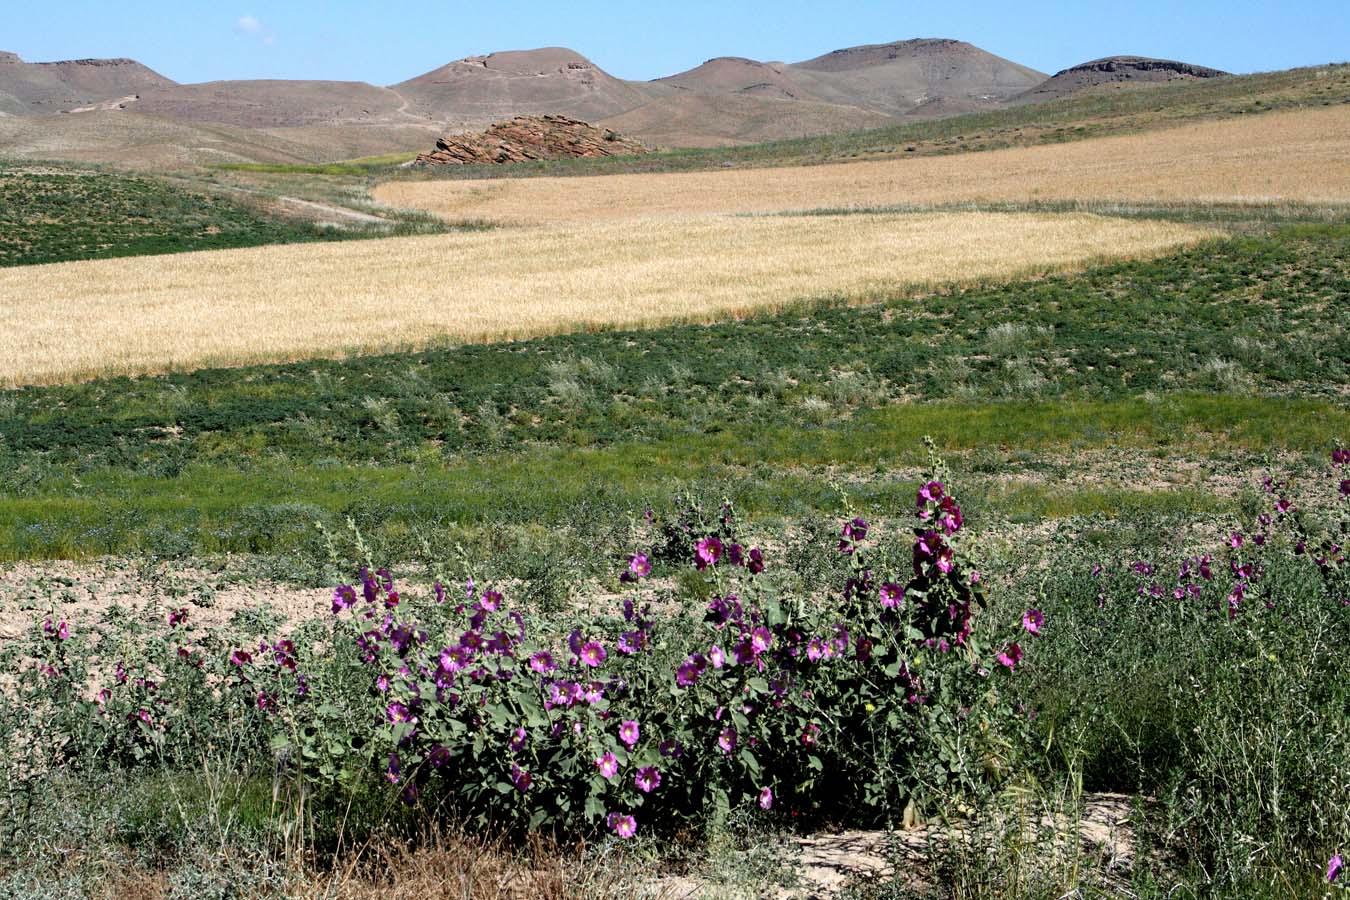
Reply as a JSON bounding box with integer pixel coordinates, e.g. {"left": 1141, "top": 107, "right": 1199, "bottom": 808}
{"left": 393, "top": 47, "right": 654, "bottom": 130}
{"left": 1013, "top": 56, "right": 1228, "bottom": 104}
{"left": 129, "top": 79, "right": 411, "bottom": 128}
{"left": 785, "top": 39, "right": 1047, "bottom": 117}
{"left": 598, "top": 91, "right": 893, "bottom": 147}
{"left": 0, "top": 51, "right": 175, "bottom": 116}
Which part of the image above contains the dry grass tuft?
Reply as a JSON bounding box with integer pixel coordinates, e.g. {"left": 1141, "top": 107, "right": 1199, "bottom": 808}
{"left": 0, "top": 212, "right": 1210, "bottom": 387}
{"left": 305, "top": 829, "right": 642, "bottom": 900}
{"left": 372, "top": 106, "right": 1350, "bottom": 224}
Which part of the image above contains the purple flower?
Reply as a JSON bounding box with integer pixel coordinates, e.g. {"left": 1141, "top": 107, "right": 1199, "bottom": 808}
{"left": 634, "top": 766, "right": 662, "bottom": 793}
{"left": 625, "top": 553, "right": 652, "bottom": 581}
{"left": 747, "top": 547, "right": 765, "bottom": 575}
{"left": 580, "top": 641, "right": 607, "bottom": 668}
{"left": 839, "top": 517, "right": 869, "bottom": 553}
{"left": 168, "top": 608, "right": 188, "bottom": 628}
{"left": 619, "top": 719, "right": 640, "bottom": 749}
{"left": 997, "top": 643, "right": 1024, "bottom": 670}
{"left": 509, "top": 727, "right": 528, "bottom": 752}
{"left": 918, "top": 481, "right": 944, "bottom": 504}
{"left": 529, "top": 651, "right": 557, "bottom": 674}
{"left": 595, "top": 752, "right": 619, "bottom": 779}
{"left": 695, "top": 537, "right": 723, "bottom": 570}
{"left": 1330, "top": 854, "right": 1344, "bottom": 883}
{"left": 759, "top": 787, "right": 774, "bottom": 810}
{"left": 750, "top": 626, "right": 772, "bottom": 655}
{"left": 709, "top": 645, "right": 726, "bottom": 669}
{"left": 937, "top": 497, "right": 963, "bottom": 535}
{"left": 332, "top": 585, "right": 357, "bottom": 613}
{"left": 618, "top": 630, "right": 646, "bottom": 655}
{"left": 879, "top": 583, "right": 903, "bottom": 608}
{"left": 386, "top": 702, "right": 415, "bottom": 724}
{"left": 676, "top": 654, "right": 707, "bottom": 688}
{"left": 510, "top": 763, "right": 532, "bottom": 792}
{"left": 385, "top": 752, "right": 401, "bottom": 784}
{"left": 1229, "top": 533, "right": 1244, "bottom": 549}
{"left": 806, "top": 638, "right": 829, "bottom": 662}
{"left": 1022, "top": 609, "right": 1045, "bottom": 636}
{"left": 607, "top": 812, "right": 637, "bottom": 839}
{"left": 717, "top": 727, "right": 737, "bottom": 753}
{"left": 229, "top": 649, "right": 252, "bottom": 667}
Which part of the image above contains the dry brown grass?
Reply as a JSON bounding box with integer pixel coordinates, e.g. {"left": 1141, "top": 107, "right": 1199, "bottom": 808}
{"left": 0, "top": 212, "right": 1210, "bottom": 387}
{"left": 372, "top": 106, "right": 1350, "bottom": 224}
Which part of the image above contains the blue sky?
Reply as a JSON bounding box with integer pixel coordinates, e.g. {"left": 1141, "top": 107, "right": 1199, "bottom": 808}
{"left": 8, "top": 1, "right": 1348, "bottom": 85}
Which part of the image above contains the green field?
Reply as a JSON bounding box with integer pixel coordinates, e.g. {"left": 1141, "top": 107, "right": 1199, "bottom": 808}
{"left": 0, "top": 163, "right": 449, "bottom": 268}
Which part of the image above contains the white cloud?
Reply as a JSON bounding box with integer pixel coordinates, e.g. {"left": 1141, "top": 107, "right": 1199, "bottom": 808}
{"left": 236, "top": 15, "right": 261, "bottom": 33}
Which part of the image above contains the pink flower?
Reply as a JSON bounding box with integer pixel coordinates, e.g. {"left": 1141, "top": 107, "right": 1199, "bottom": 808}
{"left": 879, "top": 583, "right": 903, "bottom": 609}
{"left": 626, "top": 553, "right": 652, "bottom": 580}
{"left": 595, "top": 752, "right": 619, "bottom": 779}
{"left": 1329, "top": 854, "right": 1344, "bottom": 883}
{"left": 759, "top": 787, "right": 774, "bottom": 810}
{"left": 997, "top": 643, "right": 1024, "bottom": 670}
{"left": 695, "top": 537, "right": 723, "bottom": 570}
{"left": 709, "top": 645, "right": 726, "bottom": 669}
{"left": 608, "top": 813, "right": 637, "bottom": 839}
{"left": 1022, "top": 609, "right": 1045, "bottom": 635}
{"left": 580, "top": 641, "right": 607, "bottom": 668}
{"left": 750, "top": 626, "right": 772, "bottom": 655}
{"left": 529, "top": 651, "right": 557, "bottom": 673}
{"left": 1229, "top": 533, "right": 1244, "bottom": 549}
{"left": 717, "top": 727, "right": 737, "bottom": 753}
{"left": 634, "top": 766, "right": 662, "bottom": 793}
{"left": 619, "top": 719, "right": 640, "bottom": 749}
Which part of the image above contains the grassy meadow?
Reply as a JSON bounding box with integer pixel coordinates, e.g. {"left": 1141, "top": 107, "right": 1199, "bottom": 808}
{"left": 1, "top": 66, "right": 1349, "bottom": 899}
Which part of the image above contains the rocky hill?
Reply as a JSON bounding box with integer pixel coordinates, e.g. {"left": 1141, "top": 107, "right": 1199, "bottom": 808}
{"left": 0, "top": 52, "right": 175, "bottom": 115}
{"left": 1013, "top": 56, "right": 1228, "bottom": 104}
{"left": 412, "top": 115, "right": 649, "bottom": 165}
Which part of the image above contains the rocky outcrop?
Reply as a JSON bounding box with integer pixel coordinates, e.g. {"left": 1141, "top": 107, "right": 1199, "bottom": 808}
{"left": 1060, "top": 56, "right": 1228, "bottom": 79}
{"left": 413, "top": 115, "right": 649, "bottom": 166}
{"left": 1011, "top": 55, "right": 1228, "bottom": 105}
{"left": 0, "top": 52, "right": 21, "bottom": 65}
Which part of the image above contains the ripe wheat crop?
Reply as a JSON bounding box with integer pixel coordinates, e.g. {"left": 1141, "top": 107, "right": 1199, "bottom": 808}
{"left": 1, "top": 212, "right": 1209, "bottom": 386}
{"left": 372, "top": 106, "right": 1350, "bottom": 224}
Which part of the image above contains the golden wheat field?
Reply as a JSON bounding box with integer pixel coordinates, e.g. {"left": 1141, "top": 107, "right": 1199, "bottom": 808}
{"left": 2, "top": 212, "right": 1211, "bottom": 386}
{"left": 372, "top": 106, "right": 1350, "bottom": 224}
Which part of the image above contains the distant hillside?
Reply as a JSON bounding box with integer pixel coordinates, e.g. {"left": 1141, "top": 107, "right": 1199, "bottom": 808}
{"left": 1014, "top": 56, "right": 1228, "bottom": 104}
{"left": 393, "top": 48, "right": 654, "bottom": 130}
{"left": 654, "top": 39, "right": 1047, "bottom": 121}
{"left": 0, "top": 51, "right": 175, "bottom": 115}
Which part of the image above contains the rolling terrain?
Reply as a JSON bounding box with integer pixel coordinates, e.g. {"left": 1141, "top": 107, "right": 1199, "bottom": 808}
{"left": 0, "top": 38, "right": 1234, "bottom": 163}
{"left": 2, "top": 43, "right": 1350, "bottom": 897}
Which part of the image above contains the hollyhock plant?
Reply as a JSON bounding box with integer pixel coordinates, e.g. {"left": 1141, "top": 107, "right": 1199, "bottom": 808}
{"left": 759, "top": 787, "right": 774, "bottom": 810}
{"left": 997, "top": 643, "right": 1024, "bottom": 670}
{"left": 718, "top": 728, "right": 737, "bottom": 753}
{"left": 1022, "top": 609, "right": 1044, "bottom": 635}
{"left": 619, "top": 719, "right": 640, "bottom": 749}
{"left": 608, "top": 813, "right": 637, "bottom": 839}
{"left": 580, "top": 640, "right": 607, "bottom": 668}
{"left": 695, "top": 537, "right": 723, "bottom": 570}
{"left": 634, "top": 766, "right": 661, "bottom": 793}
{"left": 595, "top": 752, "right": 619, "bottom": 779}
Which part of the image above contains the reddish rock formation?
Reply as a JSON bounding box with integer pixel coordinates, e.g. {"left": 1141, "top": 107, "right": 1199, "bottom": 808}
{"left": 413, "top": 115, "right": 650, "bottom": 166}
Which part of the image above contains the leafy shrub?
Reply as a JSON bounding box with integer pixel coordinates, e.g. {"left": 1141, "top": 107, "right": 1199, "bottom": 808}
{"left": 1, "top": 458, "right": 1034, "bottom": 846}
